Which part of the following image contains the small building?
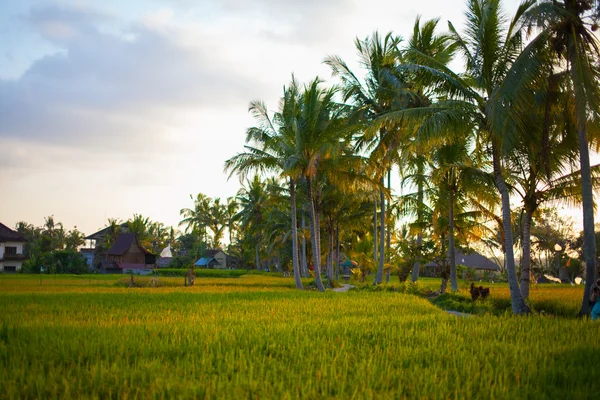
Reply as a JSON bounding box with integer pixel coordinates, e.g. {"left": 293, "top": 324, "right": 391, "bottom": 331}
{"left": 340, "top": 260, "right": 357, "bottom": 279}
{"left": 79, "top": 248, "right": 95, "bottom": 270}
{"left": 0, "top": 223, "right": 27, "bottom": 273}
{"left": 99, "top": 233, "right": 156, "bottom": 274}
{"left": 423, "top": 250, "right": 501, "bottom": 277}
{"left": 194, "top": 249, "right": 237, "bottom": 269}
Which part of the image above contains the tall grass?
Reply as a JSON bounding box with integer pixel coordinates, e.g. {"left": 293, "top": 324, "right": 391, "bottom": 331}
{"left": 0, "top": 275, "right": 597, "bottom": 399}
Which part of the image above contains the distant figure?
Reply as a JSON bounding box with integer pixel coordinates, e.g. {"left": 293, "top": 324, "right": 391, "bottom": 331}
{"left": 185, "top": 266, "right": 196, "bottom": 286}
{"left": 590, "top": 279, "right": 600, "bottom": 321}
{"left": 470, "top": 282, "right": 490, "bottom": 301}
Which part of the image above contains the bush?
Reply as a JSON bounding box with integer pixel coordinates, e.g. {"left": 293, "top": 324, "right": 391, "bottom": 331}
{"left": 156, "top": 268, "right": 248, "bottom": 278}
{"left": 432, "top": 292, "right": 500, "bottom": 315}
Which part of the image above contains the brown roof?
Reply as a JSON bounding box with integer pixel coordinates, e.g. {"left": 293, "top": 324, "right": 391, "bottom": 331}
{"left": 425, "top": 250, "right": 500, "bottom": 271}
{"left": 106, "top": 234, "right": 154, "bottom": 256}
{"left": 203, "top": 249, "right": 225, "bottom": 258}
{"left": 85, "top": 223, "right": 128, "bottom": 240}
{"left": 0, "top": 223, "right": 26, "bottom": 243}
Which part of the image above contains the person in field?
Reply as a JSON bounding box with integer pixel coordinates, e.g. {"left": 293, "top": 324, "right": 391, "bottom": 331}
{"left": 590, "top": 279, "right": 600, "bottom": 321}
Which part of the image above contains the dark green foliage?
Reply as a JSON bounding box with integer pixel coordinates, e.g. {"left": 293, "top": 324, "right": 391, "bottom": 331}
{"left": 432, "top": 292, "right": 500, "bottom": 315}
{"left": 156, "top": 268, "right": 248, "bottom": 278}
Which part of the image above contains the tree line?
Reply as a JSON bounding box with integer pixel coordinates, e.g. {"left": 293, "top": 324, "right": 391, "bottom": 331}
{"left": 222, "top": 0, "right": 600, "bottom": 316}
{"left": 11, "top": 0, "right": 600, "bottom": 317}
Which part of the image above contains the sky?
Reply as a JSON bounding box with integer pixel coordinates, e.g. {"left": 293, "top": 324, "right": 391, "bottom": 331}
{"left": 0, "top": 0, "right": 582, "bottom": 237}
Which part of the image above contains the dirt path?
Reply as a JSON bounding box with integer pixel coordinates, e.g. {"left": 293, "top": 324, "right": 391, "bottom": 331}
{"left": 332, "top": 284, "right": 355, "bottom": 292}
{"left": 445, "top": 310, "right": 474, "bottom": 317}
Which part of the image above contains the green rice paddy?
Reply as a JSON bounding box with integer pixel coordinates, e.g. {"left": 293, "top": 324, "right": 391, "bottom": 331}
{"left": 0, "top": 274, "right": 598, "bottom": 399}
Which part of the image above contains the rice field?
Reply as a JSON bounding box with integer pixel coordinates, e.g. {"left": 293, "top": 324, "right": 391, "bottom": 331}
{"left": 0, "top": 274, "right": 598, "bottom": 399}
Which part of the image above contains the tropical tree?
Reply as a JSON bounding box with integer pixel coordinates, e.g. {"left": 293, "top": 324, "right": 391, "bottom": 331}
{"left": 225, "top": 197, "right": 240, "bottom": 252}
{"left": 372, "top": 0, "right": 541, "bottom": 313}
{"left": 429, "top": 140, "right": 497, "bottom": 291}
{"left": 179, "top": 193, "right": 211, "bottom": 244}
{"left": 224, "top": 78, "right": 305, "bottom": 288}
{"left": 525, "top": 0, "right": 600, "bottom": 314}
{"left": 325, "top": 31, "right": 406, "bottom": 285}
{"left": 235, "top": 176, "right": 268, "bottom": 271}
{"left": 401, "top": 17, "right": 457, "bottom": 282}
{"left": 285, "top": 78, "right": 352, "bottom": 291}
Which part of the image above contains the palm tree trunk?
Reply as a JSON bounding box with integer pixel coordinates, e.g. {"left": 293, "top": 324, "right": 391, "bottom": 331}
{"left": 440, "top": 274, "right": 448, "bottom": 294}
{"left": 493, "top": 144, "right": 530, "bottom": 314}
{"left": 520, "top": 209, "right": 533, "bottom": 299}
{"left": 327, "top": 227, "right": 334, "bottom": 285}
{"left": 374, "top": 184, "right": 385, "bottom": 285}
{"left": 449, "top": 187, "right": 458, "bottom": 292}
{"left": 290, "top": 178, "right": 303, "bottom": 289}
{"left": 306, "top": 178, "right": 325, "bottom": 292}
{"left": 575, "top": 100, "right": 598, "bottom": 316}
{"left": 386, "top": 170, "right": 391, "bottom": 283}
{"left": 255, "top": 244, "right": 260, "bottom": 271}
{"left": 335, "top": 222, "right": 340, "bottom": 281}
{"left": 411, "top": 176, "right": 424, "bottom": 282}
{"left": 373, "top": 199, "right": 378, "bottom": 264}
{"left": 301, "top": 212, "right": 309, "bottom": 278}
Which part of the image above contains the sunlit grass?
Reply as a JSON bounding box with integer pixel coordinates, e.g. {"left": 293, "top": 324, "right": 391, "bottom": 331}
{"left": 0, "top": 274, "right": 597, "bottom": 399}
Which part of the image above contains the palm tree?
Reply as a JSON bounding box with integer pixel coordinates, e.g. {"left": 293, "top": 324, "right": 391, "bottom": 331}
{"left": 501, "top": 64, "right": 600, "bottom": 298}
{"left": 179, "top": 193, "right": 211, "bottom": 244}
{"left": 224, "top": 78, "right": 305, "bottom": 289}
{"left": 289, "top": 78, "right": 351, "bottom": 291}
{"left": 225, "top": 197, "right": 240, "bottom": 252}
{"left": 429, "top": 141, "right": 497, "bottom": 291}
{"left": 325, "top": 32, "right": 406, "bottom": 285}
{"left": 128, "top": 214, "right": 152, "bottom": 249}
{"left": 401, "top": 17, "right": 457, "bottom": 282}
{"left": 206, "top": 198, "right": 227, "bottom": 248}
{"left": 525, "top": 0, "right": 600, "bottom": 314}
{"left": 235, "top": 176, "right": 268, "bottom": 271}
{"left": 373, "top": 0, "right": 542, "bottom": 313}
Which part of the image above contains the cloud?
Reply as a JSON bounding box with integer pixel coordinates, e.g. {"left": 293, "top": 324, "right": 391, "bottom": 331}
{"left": 0, "top": 4, "right": 258, "bottom": 156}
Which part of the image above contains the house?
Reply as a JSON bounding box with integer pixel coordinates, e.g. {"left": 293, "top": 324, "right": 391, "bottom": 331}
{"left": 99, "top": 233, "right": 156, "bottom": 274}
{"left": 194, "top": 249, "right": 237, "bottom": 269}
{"left": 79, "top": 248, "right": 95, "bottom": 270}
{"left": 0, "top": 223, "right": 27, "bottom": 273}
{"left": 423, "top": 250, "right": 501, "bottom": 277}
{"left": 83, "top": 223, "right": 129, "bottom": 267}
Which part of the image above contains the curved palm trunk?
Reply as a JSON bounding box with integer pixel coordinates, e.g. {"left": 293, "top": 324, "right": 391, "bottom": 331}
{"left": 520, "top": 209, "right": 533, "bottom": 299}
{"left": 493, "top": 146, "right": 530, "bottom": 314}
{"left": 301, "top": 212, "right": 309, "bottom": 277}
{"left": 576, "top": 103, "right": 598, "bottom": 316}
{"left": 306, "top": 178, "right": 325, "bottom": 292}
{"left": 449, "top": 187, "right": 458, "bottom": 292}
{"left": 374, "top": 185, "right": 386, "bottom": 284}
{"left": 290, "top": 178, "right": 303, "bottom": 289}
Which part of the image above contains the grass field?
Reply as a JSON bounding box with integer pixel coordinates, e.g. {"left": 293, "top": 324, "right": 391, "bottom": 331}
{"left": 0, "top": 274, "right": 598, "bottom": 399}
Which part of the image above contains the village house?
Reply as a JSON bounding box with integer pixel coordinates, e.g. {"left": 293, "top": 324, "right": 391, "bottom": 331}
{"left": 194, "top": 249, "right": 237, "bottom": 269}
{"left": 99, "top": 233, "right": 156, "bottom": 275}
{"left": 81, "top": 223, "right": 129, "bottom": 268}
{"left": 423, "top": 250, "right": 501, "bottom": 277}
{"left": 0, "top": 223, "right": 27, "bottom": 273}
